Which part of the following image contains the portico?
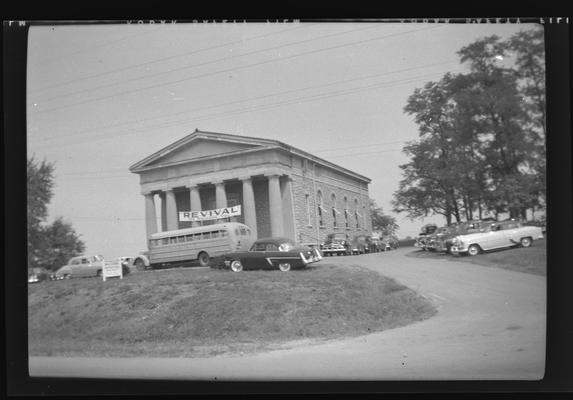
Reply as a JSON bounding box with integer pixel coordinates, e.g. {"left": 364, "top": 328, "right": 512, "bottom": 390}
{"left": 130, "top": 130, "right": 372, "bottom": 246}
{"left": 139, "top": 168, "right": 295, "bottom": 240}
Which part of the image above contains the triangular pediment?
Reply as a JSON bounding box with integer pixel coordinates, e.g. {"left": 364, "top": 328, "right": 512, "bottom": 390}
{"left": 130, "top": 130, "right": 277, "bottom": 172}
{"left": 150, "top": 138, "right": 258, "bottom": 166}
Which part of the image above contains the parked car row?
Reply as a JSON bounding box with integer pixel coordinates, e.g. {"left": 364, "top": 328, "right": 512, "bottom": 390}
{"left": 319, "top": 232, "right": 399, "bottom": 256}
{"left": 416, "top": 219, "right": 544, "bottom": 256}
{"left": 29, "top": 255, "right": 132, "bottom": 283}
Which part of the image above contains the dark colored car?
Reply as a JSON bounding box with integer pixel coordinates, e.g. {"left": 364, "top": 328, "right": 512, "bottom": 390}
{"left": 381, "top": 235, "right": 399, "bottom": 251}
{"left": 350, "top": 235, "right": 371, "bottom": 255}
{"left": 414, "top": 224, "right": 438, "bottom": 250}
{"left": 320, "top": 232, "right": 351, "bottom": 256}
{"left": 222, "top": 237, "right": 323, "bottom": 272}
{"left": 430, "top": 221, "right": 489, "bottom": 253}
{"left": 28, "top": 268, "right": 50, "bottom": 283}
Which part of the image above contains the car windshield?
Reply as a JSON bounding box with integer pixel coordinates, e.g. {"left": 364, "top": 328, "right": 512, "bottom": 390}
{"left": 94, "top": 255, "right": 104, "bottom": 261}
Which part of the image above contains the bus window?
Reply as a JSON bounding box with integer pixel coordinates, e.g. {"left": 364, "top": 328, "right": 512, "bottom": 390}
{"left": 202, "top": 232, "right": 211, "bottom": 240}
{"left": 240, "top": 227, "right": 247, "bottom": 236}
{"left": 221, "top": 230, "right": 228, "bottom": 237}
{"left": 169, "top": 237, "right": 178, "bottom": 244}
{"left": 212, "top": 231, "right": 220, "bottom": 238}
{"left": 235, "top": 228, "right": 240, "bottom": 236}
{"left": 178, "top": 236, "right": 185, "bottom": 243}
{"left": 162, "top": 238, "right": 169, "bottom": 245}
{"left": 185, "top": 235, "right": 193, "bottom": 242}
{"left": 194, "top": 233, "right": 202, "bottom": 241}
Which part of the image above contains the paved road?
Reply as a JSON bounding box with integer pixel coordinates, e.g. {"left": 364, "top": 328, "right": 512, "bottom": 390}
{"left": 30, "top": 247, "right": 546, "bottom": 380}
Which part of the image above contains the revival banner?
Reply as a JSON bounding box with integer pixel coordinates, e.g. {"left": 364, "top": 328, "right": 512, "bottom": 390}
{"left": 179, "top": 205, "right": 242, "bottom": 222}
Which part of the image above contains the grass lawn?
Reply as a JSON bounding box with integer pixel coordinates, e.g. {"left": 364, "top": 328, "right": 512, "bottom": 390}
{"left": 29, "top": 264, "right": 436, "bottom": 358}
{"left": 405, "top": 239, "right": 547, "bottom": 276}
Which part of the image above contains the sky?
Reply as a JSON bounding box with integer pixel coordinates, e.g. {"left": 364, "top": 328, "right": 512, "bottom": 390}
{"left": 26, "top": 20, "right": 538, "bottom": 260}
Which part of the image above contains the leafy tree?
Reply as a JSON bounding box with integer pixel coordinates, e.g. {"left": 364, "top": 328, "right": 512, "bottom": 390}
{"left": 369, "top": 199, "right": 399, "bottom": 236}
{"left": 393, "top": 29, "right": 545, "bottom": 224}
{"left": 28, "top": 156, "right": 85, "bottom": 270}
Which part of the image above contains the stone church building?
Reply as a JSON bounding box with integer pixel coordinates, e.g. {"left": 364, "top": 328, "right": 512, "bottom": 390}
{"left": 129, "top": 130, "right": 372, "bottom": 246}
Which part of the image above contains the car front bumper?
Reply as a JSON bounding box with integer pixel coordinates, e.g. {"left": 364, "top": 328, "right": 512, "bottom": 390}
{"left": 450, "top": 245, "right": 468, "bottom": 254}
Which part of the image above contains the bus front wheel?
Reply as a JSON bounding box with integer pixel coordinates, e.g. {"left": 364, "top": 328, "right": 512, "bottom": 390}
{"left": 134, "top": 258, "right": 146, "bottom": 271}
{"left": 198, "top": 252, "right": 210, "bottom": 267}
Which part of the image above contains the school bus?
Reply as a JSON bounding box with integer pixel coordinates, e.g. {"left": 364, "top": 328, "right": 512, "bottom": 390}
{"left": 133, "top": 222, "right": 255, "bottom": 270}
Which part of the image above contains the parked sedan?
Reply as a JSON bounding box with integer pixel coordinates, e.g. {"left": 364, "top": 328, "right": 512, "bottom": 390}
{"left": 450, "top": 220, "right": 544, "bottom": 256}
{"left": 223, "top": 237, "right": 322, "bottom": 272}
{"left": 320, "top": 232, "right": 351, "bottom": 256}
{"left": 53, "top": 255, "right": 106, "bottom": 279}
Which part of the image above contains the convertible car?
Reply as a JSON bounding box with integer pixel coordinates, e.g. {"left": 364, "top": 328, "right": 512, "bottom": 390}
{"left": 223, "top": 237, "right": 322, "bottom": 272}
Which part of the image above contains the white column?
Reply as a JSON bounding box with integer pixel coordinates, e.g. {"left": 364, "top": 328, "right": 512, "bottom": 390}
{"left": 281, "top": 176, "right": 296, "bottom": 241}
{"left": 165, "top": 189, "right": 178, "bottom": 231}
{"left": 160, "top": 192, "right": 167, "bottom": 232}
{"left": 144, "top": 192, "right": 157, "bottom": 238}
{"left": 214, "top": 181, "right": 227, "bottom": 223}
{"left": 241, "top": 177, "right": 257, "bottom": 238}
{"left": 189, "top": 186, "right": 202, "bottom": 228}
{"left": 268, "top": 174, "right": 283, "bottom": 237}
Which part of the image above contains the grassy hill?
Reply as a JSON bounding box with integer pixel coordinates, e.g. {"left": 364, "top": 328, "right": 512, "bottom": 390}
{"left": 29, "top": 264, "right": 437, "bottom": 358}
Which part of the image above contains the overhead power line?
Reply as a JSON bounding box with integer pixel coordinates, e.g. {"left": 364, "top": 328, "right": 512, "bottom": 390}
{"left": 35, "top": 66, "right": 465, "bottom": 150}
{"left": 38, "top": 23, "right": 383, "bottom": 103}
{"left": 33, "top": 58, "right": 459, "bottom": 144}
{"left": 32, "top": 25, "right": 444, "bottom": 115}
{"left": 31, "top": 28, "right": 161, "bottom": 67}
{"left": 30, "top": 23, "right": 320, "bottom": 94}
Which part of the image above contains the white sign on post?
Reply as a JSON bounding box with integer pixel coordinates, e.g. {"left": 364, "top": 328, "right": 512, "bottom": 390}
{"left": 179, "top": 205, "right": 242, "bottom": 222}
{"left": 102, "top": 260, "right": 123, "bottom": 282}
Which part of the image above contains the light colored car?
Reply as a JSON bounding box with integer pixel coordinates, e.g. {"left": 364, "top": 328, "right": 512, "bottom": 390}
{"left": 53, "top": 255, "right": 105, "bottom": 279}
{"left": 450, "top": 220, "right": 544, "bottom": 256}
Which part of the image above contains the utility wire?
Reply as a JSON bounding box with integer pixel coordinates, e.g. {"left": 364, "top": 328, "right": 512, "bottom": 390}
{"left": 33, "top": 23, "right": 391, "bottom": 103}
{"left": 32, "top": 25, "right": 444, "bottom": 115}
{"left": 54, "top": 139, "right": 411, "bottom": 178}
{"left": 30, "top": 23, "right": 320, "bottom": 94}
{"left": 33, "top": 58, "right": 458, "bottom": 143}
{"left": 32, "top": 59, "right": 460, "bottom": 145}
{"left": 35, "top": 67, "right": 464, "bottom": 150}
{"left": 31, "top": 27, "right": 161, "bottom": 67}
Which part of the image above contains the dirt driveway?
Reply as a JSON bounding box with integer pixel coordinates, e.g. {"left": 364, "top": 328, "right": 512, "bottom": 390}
{"left": 29, "top": 247, "right": 546, "bottom": 380}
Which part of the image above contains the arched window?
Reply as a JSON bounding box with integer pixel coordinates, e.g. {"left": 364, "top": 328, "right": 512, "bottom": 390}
{"left": 344, "top": 197, "right": 349, "bottom": 228}
{"left": 355, "top": 199, "right": 360, "bottom": 229}
{"left": 317, "top": 190, "right": 324, "bottom": 227}
{"left": 331, "top": 193, "right": 337, "bottom": 228}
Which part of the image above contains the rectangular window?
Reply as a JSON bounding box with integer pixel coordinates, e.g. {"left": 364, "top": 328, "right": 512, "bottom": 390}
{"left": 177, "top": 236, "right": 185, "bottom": 243}
{"left": 202, "top": 232, "right": 211, "bottom": 240}
{"left": 185, "top": 235, "right": 194, "bottom": 242}
{"left": 221, "top": 230, "right": 228, "bottom": 237}
{"left": 212, "top": 231, "right": 220, "bottom": 238}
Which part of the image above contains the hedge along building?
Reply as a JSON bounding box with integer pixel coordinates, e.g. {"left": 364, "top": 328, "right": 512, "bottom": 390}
{"left": 129, "top": 130, "right": 372, "bottom": 246}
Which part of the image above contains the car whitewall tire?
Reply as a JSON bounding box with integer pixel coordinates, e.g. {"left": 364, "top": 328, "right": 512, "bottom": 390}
{"left": 520, "top": 237, "right": 532, "bottom": 248}
{"left": 467, "top": 244, "right": 480, "bottom": 256}
{"left": 279, "top": 263, "right": 291, "bottom": 272}
{"left": 230, "top": 260, "right": 243, "bottom": 272}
